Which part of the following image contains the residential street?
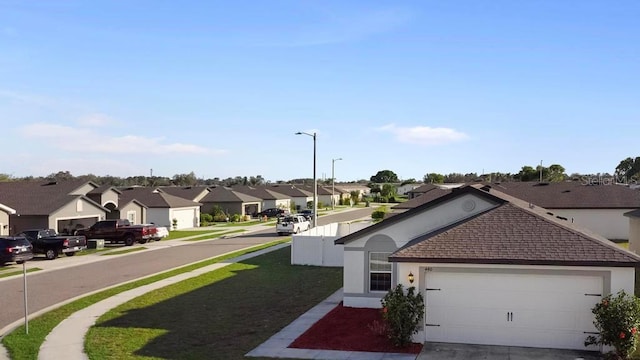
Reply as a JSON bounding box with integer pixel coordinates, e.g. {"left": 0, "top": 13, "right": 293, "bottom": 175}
{"left": 0, "top": 208, "right": 373, "bottom": 332}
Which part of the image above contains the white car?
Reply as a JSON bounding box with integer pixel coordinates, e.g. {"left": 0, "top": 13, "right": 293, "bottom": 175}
{"left": 276, "top": 215, "right": 311, "bottom": 236}
{"left": 144, "top": 225, "right": 169, "bottom": 241}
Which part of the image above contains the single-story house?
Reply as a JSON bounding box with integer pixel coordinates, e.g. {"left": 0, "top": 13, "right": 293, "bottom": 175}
{"left": 391, "top": 186, "right": 452, "bottom": 214}
{"left": 396, "top": 183, "right": 423, "bottom": 196}
{"left": 0, "top": 202, "right": 16, "bottom": 236}
{"left": 486, "top": 181, "right": 640, "bottom": 241}
{"left": 297, "top": 185, "right": 337, "bottom": 209}
{"left": 0, "top": 179, "right": 109, "bottom": 235}
{"left": 334, "top": 183, "right": 370, "bottom": 200}
{"left": 335, "top": 184, "right": 639, "bottom": 351}
{"left": 200, "top": 186, "right": 262, "bottom": 217}
{"left": 87, "top": 185, "right": 148, "bottom": 224}
{"left": 406, "top": 183, "right": 462, "bottom": 200}
{"left": 118, "top": 187, "right": 201, "bottom": 230}
{"left": 267, "top": 185, "right": 313, "bottom": 211}
{"left": 231, "top": 186, "right": 291, "bottom": 212}
{"left": 158, "top": 186, "right": 210, "bottom": 203}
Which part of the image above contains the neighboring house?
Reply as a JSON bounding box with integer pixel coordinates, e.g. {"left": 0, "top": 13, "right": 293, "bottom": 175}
{"left": 391, "top": 186, "right": 452, "bottom": 214}
{"left": 158, "top": 186, "right": 210, "bottom": 203}
{"left": 396, "top": 183, "right": 423, "bottom": 196}
{"left": 118, "top": 187, "right": 201, "bottom": 230}
{"left": 406, "top": 183, "right": 464, "bottom": 199}
{"left": 335, "top": 185, "right": 639, "bottom": 351}
{"left": 486, "top": 181, "right": 640, "bottom": 241}
{"left": 625, "top": 209, "right": 640, "bottom": 254}
{"left": 86, "top": 185, "right": 148, "bottom": 224}
{"left": 0, "top": 179, "right": 108, "bottom": 234}
{"left": 232, "top": 186, "right": 291, "bottom": 212}
{"left": 334, "top": 183, "right": 370, "bottom": 200}
{"left": 267, "top": 185, "right": 313, "bottom": 211}
{"left": 0, "top": 202, "right": 16, "bottom": 236}
{"left": 200, "top": 186, "right": 262, "bottom": 217}
{"left": 297, "top": 185, "right": 335, "bottom": 209}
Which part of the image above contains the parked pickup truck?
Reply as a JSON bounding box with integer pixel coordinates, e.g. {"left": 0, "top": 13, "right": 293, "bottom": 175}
{"left": 75, "top": 219, "right": 157, "bottom": 246}
{"left": 17, "top": 229, "right": 87, "bottom": 260}
{"left": 276, "top": 215, "right": 311, "bottom": 236}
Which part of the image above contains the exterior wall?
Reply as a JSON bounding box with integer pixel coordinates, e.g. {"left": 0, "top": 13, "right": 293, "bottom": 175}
{"left": 629, "top": 217, "right": 640, "bottom": 254}
{"left": 147, "top": 208, "right": 171, "bottom": 228}
{"left": 550, "top": 208, "right": 633, "bottom": 240}
{"left": 49, "top": 198, "right": 106, "bottom": 233}
{"left": 292, "top": 197, "right": 313, "bottom": 211}
{"left": 397, "top": 184, "right": 421, "bottom": 195}
{"left": 119, "top": 202, "right": 146, "bottom": 225}
{"left": 9, "top": 215, "right": 48, "bottom": 235}
{"left": 275, "top": 198, "right": 291, "bottom": 210}
{"left": 0, "top": 211, "right": 9, "bottom": 236}
{"left": 100, "top": 189, "right": 120, "bottom": 207}
{"left": 317, "top": 194, "right": 332, "bottom": 208}
{"left": 169, "top": 206, "right": 200, "bottom": 229}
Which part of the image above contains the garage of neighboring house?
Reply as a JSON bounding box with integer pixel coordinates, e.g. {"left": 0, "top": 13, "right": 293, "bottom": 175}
{"left": 53, "top": 198, "right": 106, "bottom": 235}
{"left": 0, "top": 203, "right": 16, "bottom": 236}
{"left": 336, "top": 185, "right": 640, "bottom": 351}
{"left": 118, "top": 187, "right": 201, "bottom": 229}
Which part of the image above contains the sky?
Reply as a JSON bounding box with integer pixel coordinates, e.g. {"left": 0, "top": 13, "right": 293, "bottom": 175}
{"left": 1, "top": 1, "right": 639, "bottom": 183}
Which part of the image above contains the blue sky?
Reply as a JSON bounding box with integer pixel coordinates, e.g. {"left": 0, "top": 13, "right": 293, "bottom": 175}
{"left": 1, "top": 1, "right": 638, "bottom": 183}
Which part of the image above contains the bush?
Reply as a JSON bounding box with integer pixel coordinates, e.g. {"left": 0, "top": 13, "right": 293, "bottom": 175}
{"left": 317, "top": 201, "right": 324, "bottom": 209}
{"left": 381, "top": 284, "right": 424, "bottom": 347}
{"left": 371, "top": 206, "right": 387, "bottom": 222}
{"left": 200, "top": 213, "right": 213, "bottom": 223}
{"left": 229, "top": 213, "right": 242, "bottom": 222}
{"left": 585, "top": 290, "right": 640, "bottom": 359}
{"left": 213, "top": 213, "right": 228, "bottom": 222}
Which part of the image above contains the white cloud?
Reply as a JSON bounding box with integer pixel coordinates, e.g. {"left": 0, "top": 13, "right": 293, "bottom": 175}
{"left": 377, "top": 123, "right": 469, "bottom": 146}
{"left": 20, "top": 122, "right": 225, "bottom": 155}
{"left": 76, "top": 113, "right": 114, "bottom": 127}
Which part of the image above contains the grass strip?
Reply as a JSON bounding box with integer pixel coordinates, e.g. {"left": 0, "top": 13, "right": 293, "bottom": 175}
{"left": 100, "top": 247, "right": 147, "bottom": 256}
{"left": 0, "top": 268, "right": 41, "bottom": 279}
{"left": 181, "top": 229, "right": 246, "bottom": 242}
{"left": 162, "top": 230, "right": 221, "bottom": 241}
{"left": 85, "top": 246, "right": 342, "bottom": 359}
{"left": 2, "top": 239, "right": 292, "bottom": 360}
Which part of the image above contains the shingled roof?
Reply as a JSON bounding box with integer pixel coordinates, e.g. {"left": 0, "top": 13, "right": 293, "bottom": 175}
{"left": 201, "top": 186, "right": 262, "bottom": 203}
{"left": 118, "top": 187, "right": 201, "bottom": 208}
{"left": 266, "top": 185, "right": 312, "bottom": 197}
{"left": 158, "top": 186, "right": 210, "bottom": 201}
{"left": 231, "top": 186, "right": 289, "bottom": 200}
{"left": 485, "top": 181, "right": 640, "bottom": 209}
{"left": 0, "top": 179, "right": 104, "bottom": 215}
{"left": 338, "top": 185, "right": 640, "bottom": 267}
{"left": 392, "top": 187, "right": 452, "bottom": 210}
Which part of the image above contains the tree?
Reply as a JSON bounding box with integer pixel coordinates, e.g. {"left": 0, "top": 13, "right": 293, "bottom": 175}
{"left": 615, "top": 157, "right": 640, "bottom": 181}
{"left": 547, "top": 164, "right": 567, "bottom": 182}
{"left": 423, "top": 173, "right": 444, "bottom": 184}
{"left": 515, "top": 166, "right": 538, "bottom": 182}
{"left": 47, "top": 171, "right": 74, "bottom": 181}
{"left": 400, "top": 178, "right": 417, "bottom": 186}
{"left": 380, "top": 183, "right": 397, "bottom": 199}
{"left": 370, "top": 170, "right": 399, "bottom": 183}
{"left": 172, "top": 172, "right": 198, "bottom": 186}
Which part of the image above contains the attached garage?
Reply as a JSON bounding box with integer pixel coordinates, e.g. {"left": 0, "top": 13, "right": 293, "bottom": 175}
{"left": 424, "top": 270, "right": 601, "bottom": 350}
{"left": 170, "top": 207, "right": 199, "bottom": 229}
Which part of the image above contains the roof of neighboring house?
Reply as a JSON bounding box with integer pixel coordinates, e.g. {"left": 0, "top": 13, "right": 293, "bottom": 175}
{"left": 0, "top": 179, "right": 106, "bottom": 215}
{"left": 296, "top": 184, "right": 334, "bottom": 195}
{"left": 338, "top": 185, "right": 640, "bottom": 267}
{"left": 201, "top": 186, "right": 262, "bottom": 203}
{"left": 266, "top": 185, "right": 313, "bottom": 197}
{"left": 158, "top": 186, "right": 210, "bottom": 201}
{"left": 118, "top": 187, "right": 201, "bottom": 208}
{"left": 484, "top": 181, "right": 640, "bottom": 209}
{"left": 231, "top": 186, "right": 289, "bottom": 200}
{"left": 0, "top": 202, "right": 16, "bottom": 214}
{"left": 392, "top": 187, "right": 452, "bottom": 210}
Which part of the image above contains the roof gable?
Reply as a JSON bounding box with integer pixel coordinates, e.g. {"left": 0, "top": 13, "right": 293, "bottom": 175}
{"left": 201, "top": 187, "right": 262, "bottom": 203}
{"left": 118, "top": 187, "right": 201, "bottom": 208}
{"left": 0, "top": 179, "right": 102, "bottom": 215}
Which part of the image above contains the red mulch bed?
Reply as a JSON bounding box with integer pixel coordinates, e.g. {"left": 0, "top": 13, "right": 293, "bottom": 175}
{"left": 288, "top": 302, "right": 423, "bottom": 354}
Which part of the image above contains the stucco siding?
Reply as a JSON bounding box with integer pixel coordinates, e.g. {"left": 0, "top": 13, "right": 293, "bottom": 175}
{"left": 344, "top": 194, "right": 497, "bottom": 249}
{"left": 550, "top": 208, "right": 633, "bottom": 240}
{"left": 0, "top": 211, "right": 10, "bottom": 236}
{"left": 50, "top": 198, "right": 106, "bottom": 233}
{"left": 119, "top": 202, "right": 146, "bottom": 224}
{"left": 69, "top": 183, "right": 96, "bottom": 195}
{"left": 629, "top": 218, "right": 640, "bottom": 254}
{"left": 101, "top": 189, "right": 120, "bottom": 208}
{"left": 343, "top": 251, "right": 364, "bottom": 294}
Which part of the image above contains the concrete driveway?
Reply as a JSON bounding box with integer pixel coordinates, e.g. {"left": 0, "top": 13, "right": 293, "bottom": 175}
{"left": 417, "top": 342, "right": 602, "bottom": 360}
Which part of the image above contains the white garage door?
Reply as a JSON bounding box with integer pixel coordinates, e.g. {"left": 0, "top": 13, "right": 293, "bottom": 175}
{"left": 425, "top": 270, "right": 602, "bottom": 350}
{"left": 172, "top": 208, "right": 196, "bottom": 229}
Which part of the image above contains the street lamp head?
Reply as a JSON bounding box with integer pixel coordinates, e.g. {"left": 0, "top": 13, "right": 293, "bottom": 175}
{"left": 295, "top": 132, "right": 302, "bottom": 135}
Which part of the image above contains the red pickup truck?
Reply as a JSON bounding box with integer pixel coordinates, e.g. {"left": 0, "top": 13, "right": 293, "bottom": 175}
{"left": 76, "top": 219, "right": 157, "bottom": 246}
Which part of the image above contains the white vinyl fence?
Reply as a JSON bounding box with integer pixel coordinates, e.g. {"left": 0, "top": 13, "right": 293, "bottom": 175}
{"left": 291, "top": 221, "right": 373, "bottom": 266}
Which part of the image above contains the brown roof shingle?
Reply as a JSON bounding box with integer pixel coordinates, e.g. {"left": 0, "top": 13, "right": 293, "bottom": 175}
{"left": 118, "top": 187, "right": 201, "bottom": 208}
{"left": 0, "top": 179, "right": 101, "bottom": 215}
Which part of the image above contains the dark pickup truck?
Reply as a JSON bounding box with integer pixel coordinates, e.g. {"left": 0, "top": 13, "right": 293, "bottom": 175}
{"left": 17, "top": 229, "right": 87, "bottom": 260}
{"left": 75, "top": 219, "right": 157, "bottom": 246}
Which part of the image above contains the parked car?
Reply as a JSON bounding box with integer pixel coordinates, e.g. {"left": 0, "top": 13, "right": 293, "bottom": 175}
{"left": 144, "top": 225, "right": 169, "bottom": 241}
{"left": 276, "top": 215, "right": 311, "bottom": 235}
{"left": 75, "top": 219, "right": 157, "bottom": 246}
{"left": 17, "top": 229, "right": 87, "bottom": 260}
{"left": 0, "top": 236, "right": 34, "bottom": 265}
{"left": 255, "top": 208, "right": 289, "bottom": 218}
{"left": 299, "top": 209, "right": 314, "bottom": 221}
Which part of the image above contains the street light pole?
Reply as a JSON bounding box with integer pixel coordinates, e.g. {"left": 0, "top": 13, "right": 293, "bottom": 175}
{"left": 331, "top": 158, "right": 342, "bottom": 209}
{"left": 296, "top": 131, "right": 318, "bottom": 228}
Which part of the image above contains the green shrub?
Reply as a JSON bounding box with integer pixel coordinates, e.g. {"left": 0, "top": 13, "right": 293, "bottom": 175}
{"left": 317, "top": 201, "right": 324, "bottom": 209}
{"left": 371, "top": 206, "right": 387, "bottom": 222}
{"left": 229, "top": 213, "right": 242, "bottom": 222}
{"left": 200, "top": 213, "right": 213, "bottom": 224}
{"left": 585, "top": 290, "right": 640, "bottom": 359}
{"left": 213, "top": 213, "right": 228, "bottom": 222}
{"left": 171, "top": 218, "right": 178, "bottom": 230}
{"left": 381, "top": 284, "right": 424, "bottom": 347}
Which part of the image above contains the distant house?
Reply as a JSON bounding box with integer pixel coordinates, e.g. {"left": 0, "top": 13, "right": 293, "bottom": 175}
{"left": 0, "top": 179, "right": 108, "bottom": 234}
{"left": 334, "top": 183, "right": 370, "bottom": 200}
{"left": 267, "top": 185, "right": 313, "bottom": 211}
{"left": 296, "top": 185, "right": 336, "bottom": 209}
{"left": 392, "top": 185, "right": 452, "bottom": 213}
{"left": 158, "top": 186, "right": 210, "bottom": 203}
{"left": 0, "top": 202, "right": 16, "bottom": 236}
{"left": 395, "top": 183, "right": 423, "bottom": 196}
{"left": 335, "top": 184, "right": 639, "bottom": 350}
{"left": 200, "top": 186, "right": 262, "bottom": 217}
{"left": 118, "top": 187, "right": 201, "bottom": 230}
{"left": 406, "top": 183, "right": 464, "bottom": 199}
{"left": 231, "top": 186, "right": 291, "bottom": 211}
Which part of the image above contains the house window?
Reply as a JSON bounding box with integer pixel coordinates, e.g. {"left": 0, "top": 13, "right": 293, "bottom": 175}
{"left": 369, "top": 252, "right": 392, "bottom": 292}
{"left": 127, "top": 211, "right": 136, "bottom": 224}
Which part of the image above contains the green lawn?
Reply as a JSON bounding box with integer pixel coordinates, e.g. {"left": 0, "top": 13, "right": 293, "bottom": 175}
{"left": 163, "top": 230, "right": 220, "bottom": 241}
{"left": 2, "top": 239, "right": 293, "bottom": 360}
{"left": 84, "top": 246, "right": 343, "bottom": 359}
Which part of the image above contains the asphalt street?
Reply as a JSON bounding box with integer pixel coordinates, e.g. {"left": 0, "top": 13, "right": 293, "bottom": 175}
{"left": 0, "top": 208, "right": 373, "bottom": 333}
